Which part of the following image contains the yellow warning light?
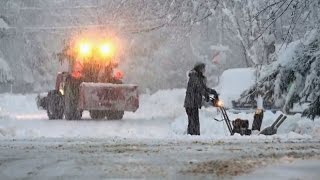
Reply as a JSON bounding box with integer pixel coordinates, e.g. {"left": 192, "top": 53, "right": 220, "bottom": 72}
{"left": 99, "top": 43, "right": 114, "bottom": 58}
{"left": 79, "top": 42, "right": 92, "bottom": 57}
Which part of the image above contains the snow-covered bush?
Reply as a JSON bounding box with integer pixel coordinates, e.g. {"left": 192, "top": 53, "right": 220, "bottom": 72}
{"left": 235, "top": 30, "right": 320, "bottom": 119}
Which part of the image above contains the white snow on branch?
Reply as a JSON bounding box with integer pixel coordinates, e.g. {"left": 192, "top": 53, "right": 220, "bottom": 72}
{"left": 277, "top": 40, "right": 301, "bottom": 66}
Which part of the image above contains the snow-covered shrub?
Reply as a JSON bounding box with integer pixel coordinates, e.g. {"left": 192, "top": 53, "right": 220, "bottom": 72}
{"left": 235, "top": 30, "right": 320, "bottom": 119}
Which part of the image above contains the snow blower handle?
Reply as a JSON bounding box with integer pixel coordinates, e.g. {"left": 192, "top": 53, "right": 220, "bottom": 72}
{"left": 209, "top": 96, "right": 233, "bottom": 135}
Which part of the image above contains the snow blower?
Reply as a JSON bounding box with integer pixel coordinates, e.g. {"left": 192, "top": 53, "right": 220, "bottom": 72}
{"left": 211, "top": 98, "right": 287, "bottom": 136}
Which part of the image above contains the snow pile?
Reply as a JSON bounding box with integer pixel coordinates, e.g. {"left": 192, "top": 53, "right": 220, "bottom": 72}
{"left": 171, "top": 107, "right": 226, "bottom": 136}
{"left": 0, "top": 93, "right": 39, "bottom": 115}
{"left": 216, "top": 68, "right": 256, "bottom": 107}
{"left": 0, "top": 89, "right": 319, "bottom": 139}
{"left": 172, "top": 108, "right": 319, "bottom": 139}
{"left": 126, "top": 88, "right": 186, "bottom": 120}
{"left": 0, "top": 94, "right": 39, "bottom": 137}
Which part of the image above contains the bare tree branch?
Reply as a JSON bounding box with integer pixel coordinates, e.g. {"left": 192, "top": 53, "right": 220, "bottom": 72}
{"left": 280, "top": 1, "right": 305, "bottom": 50}
{"left": 253, "top": 0, "right": 295, "bottom": 42}
{"left": 253, "top": 0, "right": 286, "bottom": 20}
{"left": 260, "top": 0, "right": 289, "bottom": 28}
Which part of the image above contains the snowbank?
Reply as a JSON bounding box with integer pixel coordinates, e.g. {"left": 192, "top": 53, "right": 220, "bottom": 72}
{"left": 126, "top": 88, "right": 186, "bottom": 120}
{"left": 172, "top": 108, "right": 319, "bottom": 139}
{"left": 0, "top": 89, "right": 319, "bottom": 139}
{"left": 0, "top": 93, "right": 39, "bottom": 115}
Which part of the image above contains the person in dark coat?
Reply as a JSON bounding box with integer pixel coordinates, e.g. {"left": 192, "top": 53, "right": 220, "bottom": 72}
{"left": 184, "top": 62, "right": 218, "bottom": 135}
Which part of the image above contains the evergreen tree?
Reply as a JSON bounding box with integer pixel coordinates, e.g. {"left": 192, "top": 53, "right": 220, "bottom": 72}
{"left": 235, "top": 30, "right": 320, "bottom": 119}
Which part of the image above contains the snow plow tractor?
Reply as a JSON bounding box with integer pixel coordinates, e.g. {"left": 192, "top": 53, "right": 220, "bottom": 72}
{"left": 37, "top": 33, "right": 139, "bottom": 120}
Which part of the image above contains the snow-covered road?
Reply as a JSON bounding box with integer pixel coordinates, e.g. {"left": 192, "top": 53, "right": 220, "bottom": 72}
{"left": 1, "top": 90, "right": 320, "bottom": 179}
{"left": 1, "top": 138, "right": 320, "bottom": 179}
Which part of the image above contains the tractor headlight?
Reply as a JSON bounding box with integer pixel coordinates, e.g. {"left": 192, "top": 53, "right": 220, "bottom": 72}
{"left": 79, "top": 42, "right": 92, "bottom": 57}
{"left": 99, "top": 43, "right": 114, "bottom": 58}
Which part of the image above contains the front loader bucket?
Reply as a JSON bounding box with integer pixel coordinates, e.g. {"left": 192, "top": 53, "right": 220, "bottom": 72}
{"left": 79, "top": 82, "right": 139, "bottom": 112}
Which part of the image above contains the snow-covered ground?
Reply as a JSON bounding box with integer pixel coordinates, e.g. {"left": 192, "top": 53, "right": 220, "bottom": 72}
{"left": 1, "top": 68, "right": 320, "bottom": 179}
{"left": 0, "top": 90, "right": 320, "bottom": 179}
{"left": 238, "top": 158, "right": 320, "bottom": 180}
{"left": 0, "top": 138, "right": 319, "bottom": 179}
{"left": 0, "top": 90, "right": 319, "bottom": 140}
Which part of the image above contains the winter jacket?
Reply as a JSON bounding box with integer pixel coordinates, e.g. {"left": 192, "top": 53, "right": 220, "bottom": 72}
{"left": 184, "top": 70, "right": 217, "bottom": 108}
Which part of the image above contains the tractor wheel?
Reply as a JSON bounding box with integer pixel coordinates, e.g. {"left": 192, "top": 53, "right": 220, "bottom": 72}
{"left": 64, "top": 77, "right": 82, "bottom": 120}
{"left": 89, "top": 110, "right": 106, "bottom": 119}
{"left": 106, "top": 111, "right": 124, "bottom": 120}
{"left": 46, "top": 90, "right": 64, "bottom": 120}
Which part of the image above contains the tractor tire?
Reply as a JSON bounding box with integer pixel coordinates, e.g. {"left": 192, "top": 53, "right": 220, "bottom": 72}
{"left": 46, "top": 90, "right": 64, "bottom": 120}
{"left": 106, "top": 111, "right": 124, "bottom": 120}
{"left": 64, "top": 76, "right": 82, "bottom": 120}
{"left": 89, "top": 110, "right": 106, "bottom": 119}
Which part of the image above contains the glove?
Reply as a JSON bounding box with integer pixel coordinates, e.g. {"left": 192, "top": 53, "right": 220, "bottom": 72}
{"left": 214, "top": 92, "right": 219, "bottom": 100}
{"left": 209, "top": 89, "right": 219, "bottom": 98}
